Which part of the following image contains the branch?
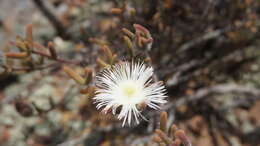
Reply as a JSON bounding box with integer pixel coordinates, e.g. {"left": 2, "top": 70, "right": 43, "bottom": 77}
{"left": 164, "top": 84, "right": 260, "bottom": 110}
{"left": 32, "top": 0, "right": 71, "bottom": 39}
{"left": 32, "top": 50, "right": 80, "bottom": 65}
{"left": 177, "top": 27, "right": 230, "bottom": 53}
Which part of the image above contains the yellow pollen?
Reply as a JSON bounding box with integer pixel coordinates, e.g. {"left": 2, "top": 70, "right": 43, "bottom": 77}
{"left": 123, "top": 87, "right": 136, "bottom": 98}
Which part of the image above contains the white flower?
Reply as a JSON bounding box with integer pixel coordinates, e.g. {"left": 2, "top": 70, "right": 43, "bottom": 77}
{"left": 94, "top": 61, "right": 167, "bottom": 126}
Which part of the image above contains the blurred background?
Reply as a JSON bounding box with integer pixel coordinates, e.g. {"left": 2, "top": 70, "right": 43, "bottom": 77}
{"left": 0, "top": 0, "right": 260, "bottom": 146}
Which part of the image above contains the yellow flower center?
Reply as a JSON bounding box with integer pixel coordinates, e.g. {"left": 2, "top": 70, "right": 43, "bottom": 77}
{"left": 123, "top": 86, "right": 136, "bottom": 98}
